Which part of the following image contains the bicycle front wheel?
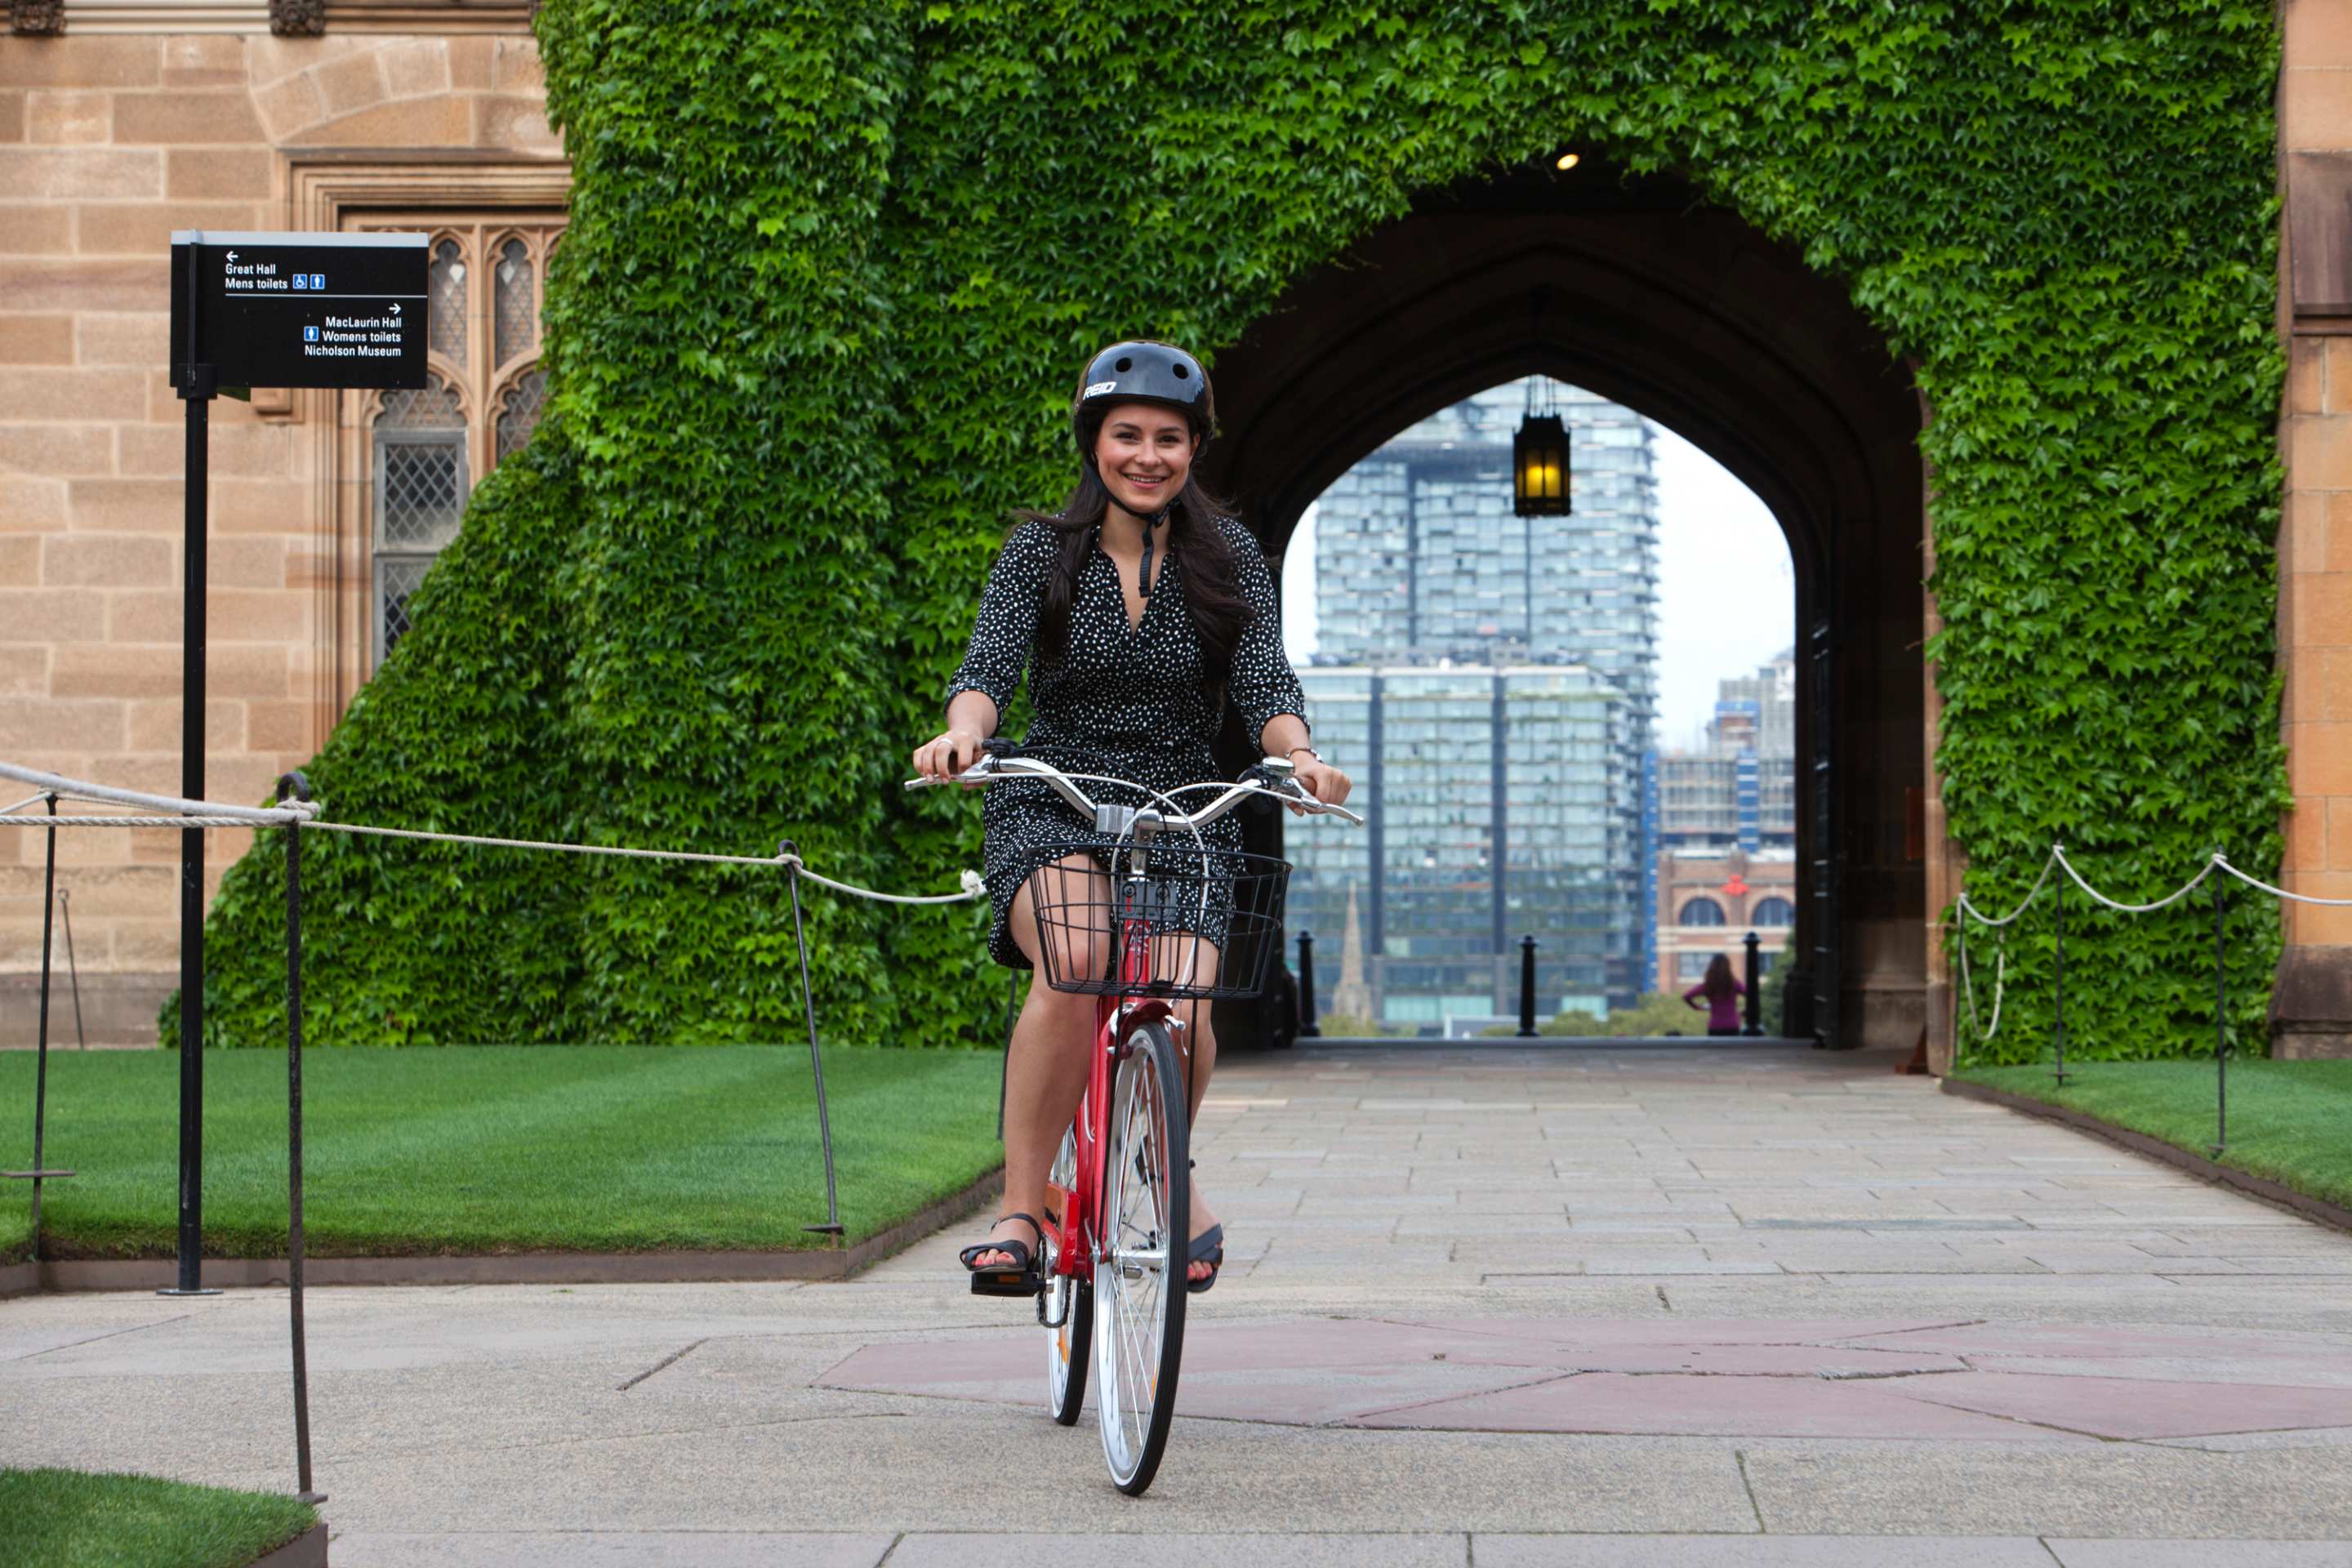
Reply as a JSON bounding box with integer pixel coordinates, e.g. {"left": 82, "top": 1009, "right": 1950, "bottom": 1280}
{"left": 1092, "top": 1018, "right": 1189, "bottom": 1494}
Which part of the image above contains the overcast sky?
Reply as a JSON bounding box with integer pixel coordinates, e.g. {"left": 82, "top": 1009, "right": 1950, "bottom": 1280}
{"left": 1280, "top": 415, "right": 1793, "bottom": 751}
{"left": 1646, "top": 419, "right": 1794, "bottom": 750}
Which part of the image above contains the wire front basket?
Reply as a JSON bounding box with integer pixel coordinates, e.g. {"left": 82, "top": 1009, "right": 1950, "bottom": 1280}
{"left": 1027, "top": 840, "right": 1290, "bottom": 1001}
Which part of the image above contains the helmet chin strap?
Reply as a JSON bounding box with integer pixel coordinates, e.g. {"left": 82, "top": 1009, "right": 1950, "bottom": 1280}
{"left": 1137, "top": 499, "right": 1173, "bottom": 598}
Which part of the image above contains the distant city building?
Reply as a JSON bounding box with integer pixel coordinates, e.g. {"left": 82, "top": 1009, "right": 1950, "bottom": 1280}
{"left": 1655, "top": 648, "right": 1797, "bottom": 853}
{"left": 1290, "top": 381, "right": 1659, "bottom": 1031}
{"left": 1294, "top": 664, "right": 1636, "bottom": 1030}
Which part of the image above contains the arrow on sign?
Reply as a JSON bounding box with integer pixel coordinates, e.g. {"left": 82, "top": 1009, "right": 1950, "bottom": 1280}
{"left": 390, "top": 304, "right": 402, "bottom": 314}
{"left": 225, "top": 250, "right": 238, "bottom": 265}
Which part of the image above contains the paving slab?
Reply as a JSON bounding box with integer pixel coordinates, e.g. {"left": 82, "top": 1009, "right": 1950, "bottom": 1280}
{"left": 2048, "top": 1544, "right": 2352, "bottom": 1566}
{"left": 332, "top": 1534, "right": 897, "bottom": 1567}
{"left": 1473, "top": 1539, "right": 2057, "bottom": 1567}
{"left": 884, "top": 1533, "right": 1470, "bottom": 1567}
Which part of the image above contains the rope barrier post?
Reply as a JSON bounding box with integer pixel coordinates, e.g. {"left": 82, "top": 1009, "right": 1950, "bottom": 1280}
{"left": 27, "top": 795, "right": 59, "bottom": 1261}
{"left": 1742, "top": 931, "right": 1763, "bottom": 1036}
{"left": 59, "top": 888, "right": 86, "bottom": 1051}
{"left": 778, "top": 840, "right": 843, "bottom": 1241}
{"left": 2212, "top": 855, "right": 2229, "bottom": 1156}
{"left": 2051, "top": 846, "right": 2069, "bottom": 1088}
{"left": 1517, "top": 935, "right": 1539, "bottom": 1037}
{"left": 276, "top": 772, "right": 323, "bottom": 1504}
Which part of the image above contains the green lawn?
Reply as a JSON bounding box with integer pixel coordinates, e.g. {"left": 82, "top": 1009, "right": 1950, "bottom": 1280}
{"left": 1954, "top": 1058, "right": 2352, "bottom": 1213}
{"left": 0, "top": 1468, "right": 315, "bottom": 1568}
{"left": 0, "top": 1046, "right": 1003, "bottom": 1264}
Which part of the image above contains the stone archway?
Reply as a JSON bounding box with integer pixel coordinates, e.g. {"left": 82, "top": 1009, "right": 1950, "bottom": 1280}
{"left": 1202, "top": 163, "right": 1930, "bottom": 1051}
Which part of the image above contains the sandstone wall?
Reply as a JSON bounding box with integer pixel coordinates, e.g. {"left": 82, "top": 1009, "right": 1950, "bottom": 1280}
{"left": 0, "top": 24, "right": 555, "bottom": 1042}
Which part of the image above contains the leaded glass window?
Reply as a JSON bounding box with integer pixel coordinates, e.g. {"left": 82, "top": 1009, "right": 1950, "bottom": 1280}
{"left": 496, "top": 369, "right": 546, "bottom": 462}
{"left": 355, "top": 220, "right": 564, "bottom": 670}
{"left": 428, "top": 238, "right": 467, "bottom": 368}
{"left": 374, "top": 375, "right": 467, "bottom": 659}
{"left": 494, "top": 238, "right": 535, "bottom": 368}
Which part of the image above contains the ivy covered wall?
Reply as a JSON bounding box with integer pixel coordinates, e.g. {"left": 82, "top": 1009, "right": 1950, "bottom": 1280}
{"left": 189, "top": 0, "right": 2287, "bottom": 1063}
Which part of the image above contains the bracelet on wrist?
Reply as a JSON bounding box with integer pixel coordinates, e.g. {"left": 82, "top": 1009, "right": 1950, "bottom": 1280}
{"left": 1285, "top": 746, "right": 1321, "bottom": 765}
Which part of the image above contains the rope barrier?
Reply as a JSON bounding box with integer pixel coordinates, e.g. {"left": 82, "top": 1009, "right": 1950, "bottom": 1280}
{"left": 2216, "top": 854, "right": 2352, "bottom": 906}
{"left": 1958, "top": 930, "right": 2007, "bottom": 1041}
{"left": 1953, "top": 848, "right": 2057, "bottom": 929}
{"left": 0, "top": 759, "right": 318, "bottom": 824}
{"left": 2054, "top": 846, "right": 2220, "bottom": 914}
{"left": 20, "top": 813, "right": 312, "bottom": 830}
{"left": 0, "top": 759, "right": 985, "bottom": 904}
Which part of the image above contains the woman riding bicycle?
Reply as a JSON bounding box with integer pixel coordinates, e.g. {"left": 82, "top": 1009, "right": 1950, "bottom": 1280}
{"left": 912, "top": 340, "right": 1351, "bottom": 1297}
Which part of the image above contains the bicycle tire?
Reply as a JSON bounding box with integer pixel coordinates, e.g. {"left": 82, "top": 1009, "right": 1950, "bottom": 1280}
{"left": 1044, "top": 1129, "right": 1092, "bottom": 1426}
{"left": 1092, "top": 1018, "right": 1189, "bottom": 1494}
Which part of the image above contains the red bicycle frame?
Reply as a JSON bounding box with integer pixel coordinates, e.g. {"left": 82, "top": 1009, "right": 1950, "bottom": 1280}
{"left": 1044, "top": 879, "right": 1175, "bottom": 1292}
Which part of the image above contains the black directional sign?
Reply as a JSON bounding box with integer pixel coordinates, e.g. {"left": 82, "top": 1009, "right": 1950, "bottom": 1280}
{"left": 169, "top": 230, "right": 428, "bottom": 391}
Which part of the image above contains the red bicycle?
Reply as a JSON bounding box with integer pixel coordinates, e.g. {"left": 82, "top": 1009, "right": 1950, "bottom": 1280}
{"left": 909, "top": 746, "right": 1360, "bottom": 1493}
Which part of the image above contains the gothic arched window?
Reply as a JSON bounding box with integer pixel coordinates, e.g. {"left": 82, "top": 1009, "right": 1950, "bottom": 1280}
{"left": 359, "top": 220, "right": 562, "bottom": 665}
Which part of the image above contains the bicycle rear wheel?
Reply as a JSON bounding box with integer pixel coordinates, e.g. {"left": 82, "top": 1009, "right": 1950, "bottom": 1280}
{"left": 1044, "top": 1125, "right": 1091, "bottom": 1426}
{"left": 1092, "top": 1018, "right": 1189, "bottom": 1494}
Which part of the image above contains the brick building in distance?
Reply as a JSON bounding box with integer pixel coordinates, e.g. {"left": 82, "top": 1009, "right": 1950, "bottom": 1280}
{"left": 1652, "top": 650, "right": 1796, "bottom": 1001}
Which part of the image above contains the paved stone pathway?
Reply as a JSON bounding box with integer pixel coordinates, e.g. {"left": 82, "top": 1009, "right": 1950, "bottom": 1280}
{"left": 7, "top": 1040, "right": 2352, "bottom": 1565}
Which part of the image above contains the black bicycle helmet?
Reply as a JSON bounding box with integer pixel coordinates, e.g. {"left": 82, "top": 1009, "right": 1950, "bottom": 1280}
{"left": 1071, "top": 340, "right": 1215, "bottom": 465}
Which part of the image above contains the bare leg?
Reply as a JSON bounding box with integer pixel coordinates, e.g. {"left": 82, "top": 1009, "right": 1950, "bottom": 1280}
{"left": 969, "top": 857, "right": 1104, "bottom": 1272}
{"left": 1157, "top": 931, "right": 1224, "bottom": 1285}
{"left": 1182, "top": 996, "right": 1221, "bottom": 1285}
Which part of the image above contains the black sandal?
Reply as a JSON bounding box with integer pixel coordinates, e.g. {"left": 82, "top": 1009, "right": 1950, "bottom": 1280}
{"left": 960, "top": 1211, "right": 1045, "bottom": 1298}
{"left": 1186, "top": 1223, "right": 1224, "bottom": 1295}
{"left": 1185, "top": 1162, "right": 1223, "bottom": 1295}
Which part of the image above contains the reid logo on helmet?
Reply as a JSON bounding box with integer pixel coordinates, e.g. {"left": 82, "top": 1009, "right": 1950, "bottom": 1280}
{"left": 1083, "top": 380, "right": 1119, "bottom": 397}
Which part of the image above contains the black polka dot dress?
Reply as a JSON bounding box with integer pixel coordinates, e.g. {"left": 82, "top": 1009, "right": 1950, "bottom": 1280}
{"left": 947, "top": 514, "right": 1308, "bottom": 969}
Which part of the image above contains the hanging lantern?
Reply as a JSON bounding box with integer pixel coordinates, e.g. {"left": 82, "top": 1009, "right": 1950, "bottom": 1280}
{"left": 1512, "top": 379, "right": 1570, "bottom": 516}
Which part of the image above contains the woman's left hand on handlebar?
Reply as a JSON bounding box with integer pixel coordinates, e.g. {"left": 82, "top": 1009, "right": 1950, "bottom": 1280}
{"left": 1290, "top": 757, "right": 1351, "bottom": 813}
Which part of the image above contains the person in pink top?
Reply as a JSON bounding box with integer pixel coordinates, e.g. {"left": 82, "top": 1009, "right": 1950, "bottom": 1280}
{"left": 1683, "top": 953, "right": 1746, "bottom": 1036}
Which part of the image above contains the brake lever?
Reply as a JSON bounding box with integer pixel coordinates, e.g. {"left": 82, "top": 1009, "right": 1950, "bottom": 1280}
{"left": 1269, "top": 776, "right": 1365, "bottom": 826}
{"left": 905, "top": 755, "right": 1001, "bottom": 791}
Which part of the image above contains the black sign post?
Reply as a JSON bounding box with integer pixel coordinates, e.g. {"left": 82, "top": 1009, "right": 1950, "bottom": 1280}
{"left": 164, "top": 231, "right": 425, "bottom": 1296}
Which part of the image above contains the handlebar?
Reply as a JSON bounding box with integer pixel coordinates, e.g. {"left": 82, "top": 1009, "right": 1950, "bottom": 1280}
{"left": 905, "top": 751, "right": 1365, "bottom": 834}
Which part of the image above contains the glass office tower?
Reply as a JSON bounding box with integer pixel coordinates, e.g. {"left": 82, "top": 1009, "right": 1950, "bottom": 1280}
{"left": 1291, "top": 380, "right": 1659, "bottom": 1031}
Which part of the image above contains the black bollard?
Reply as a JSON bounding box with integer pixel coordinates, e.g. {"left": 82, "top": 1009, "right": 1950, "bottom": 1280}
{"left": 1741, "top": 932, "right": 1762, "bottom": 1036}
{"left": 2052, "top": 853, "right": 2069, "bottom": 1087}
{"left": 1517, "top": 935, "right": 1539, "bottom": 1037}
{"left": 1296, "top": 930, "right": 1319, "bottom": 1037}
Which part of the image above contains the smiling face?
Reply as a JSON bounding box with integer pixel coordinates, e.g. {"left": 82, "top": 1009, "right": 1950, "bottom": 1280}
{"left": 1091, "top": 401, "right": 1200, "bottom": 519}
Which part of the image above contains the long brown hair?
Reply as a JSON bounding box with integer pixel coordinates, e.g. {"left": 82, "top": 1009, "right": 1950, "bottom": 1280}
{"left": 1014, "top": 463, "right": 1250, "bottom": 709}
{"left": 1703, "top": 952, "right": 1738, "bottom": 1001}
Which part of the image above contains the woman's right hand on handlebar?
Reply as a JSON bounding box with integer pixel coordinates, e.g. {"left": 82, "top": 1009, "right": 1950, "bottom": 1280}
{"left": 913, "top": 726, "right": 987, "bottom": 781}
